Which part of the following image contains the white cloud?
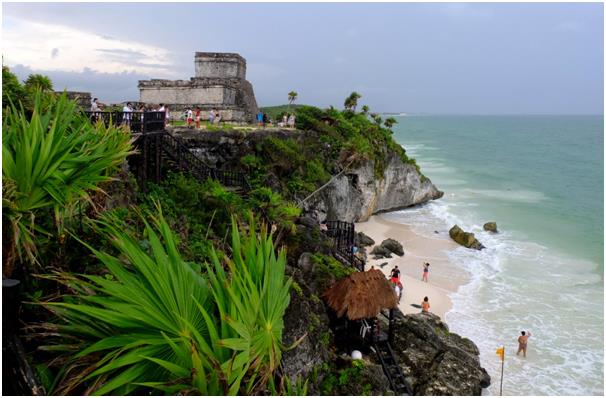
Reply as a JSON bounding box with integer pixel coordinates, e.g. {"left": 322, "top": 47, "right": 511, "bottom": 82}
{"left": 3, "top": 16, "right": 176, "bottom": 76}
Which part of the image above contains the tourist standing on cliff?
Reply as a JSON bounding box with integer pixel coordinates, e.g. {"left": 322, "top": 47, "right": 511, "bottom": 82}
{"left": 122, "top": 102, "right": 133, "bottom": 125}
{"left": 195, "top": 107, "right": 201, "bottom": 129}
{"left": 209, "top": 109, "right": 215, "bottom": 124}
{"left": 422, "top": 296, "right": 430, "bottom": 313}
{"left": 257, "top": 111, "right": 263, "bottom": 126}
{"left": 422, "top": 262, "right": 430, "bottom": 282}
{"left": 516, "top": 331, "right": 532, "bottom": 357}
{"left": 91, "top": 97, "right": 100, "bottom": 112}
{"left": 262, "top": 112, "right": 268, "bottom": 128}
{"left": 186, "top": 108, "right": 193, "bottom": 127}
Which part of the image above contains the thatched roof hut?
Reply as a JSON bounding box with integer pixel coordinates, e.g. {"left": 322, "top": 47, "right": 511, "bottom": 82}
{"left": 322, "top": 269, "right": 398, "bottom": 320}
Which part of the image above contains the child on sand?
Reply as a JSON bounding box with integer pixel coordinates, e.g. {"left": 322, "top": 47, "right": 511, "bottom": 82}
{"left": 421, "top": 296, "right": 430, "bottom": 313}
{"left": 422, "top": 262, "right": 430, "bottom": 282}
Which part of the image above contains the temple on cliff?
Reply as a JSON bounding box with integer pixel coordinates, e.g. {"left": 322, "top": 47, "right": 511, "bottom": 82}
{"left": 138, "top": 52, "right": 259, "bottom": 123}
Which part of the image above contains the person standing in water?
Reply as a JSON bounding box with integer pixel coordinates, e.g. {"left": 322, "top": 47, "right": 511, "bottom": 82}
{"left": 517, "top": 331, "right": 532, "bottom": 357}
{"left": 422, "top": 262, "right": 430, "bottom": 282}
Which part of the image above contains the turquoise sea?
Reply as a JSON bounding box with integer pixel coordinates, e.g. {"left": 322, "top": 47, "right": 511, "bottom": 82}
{"left": 390, "top": 115, "right": 603, "bottom": 395}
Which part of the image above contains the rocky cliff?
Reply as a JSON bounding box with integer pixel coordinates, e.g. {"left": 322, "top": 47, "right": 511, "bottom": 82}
{"left": 169, "top": 127, "right": 442, "bottom": 222}
{"left": 278, "top": 220, "right": 490, "bottom": 395}
{"left": 310, "top": 151, "right": 442, "bottom": 222}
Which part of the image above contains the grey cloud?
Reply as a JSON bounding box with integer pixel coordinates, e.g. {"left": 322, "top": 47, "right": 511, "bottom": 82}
{"left": 51, "top": 48, "right": 59, "bottom": 58}
{"left": 10, "top": 63, "right": 146, "bottom": 103}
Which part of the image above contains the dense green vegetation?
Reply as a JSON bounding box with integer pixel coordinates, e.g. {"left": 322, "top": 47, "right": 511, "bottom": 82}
{"left": 39, "top": 211, "right": 291, "bottom": 395}
{"left": 260, "top": 104, "right": 306, "bottom": 121}
{"left": 3, "top": 73, "right": 425, "bottom": 395}
{"left": 2, "top": 92, "right": 133, "bottom": 276}
{"left": 245, "top": 101, "right": 423, "bottom": 203}
{"left": 2, "top": 66, "right": 55, "bottom": 113}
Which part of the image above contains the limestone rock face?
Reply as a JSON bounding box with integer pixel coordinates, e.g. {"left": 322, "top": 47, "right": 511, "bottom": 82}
{"left": 449, "top": 225, "right": 485, "bottom": 250}
{"left": 392, "top": 313, "right": 491, "bottom": 395}
{"left": 483, "top": 222, "right": 498, "bottom": 233}
{"left": 313, "top": 152, "right": 443, "bottom": 222}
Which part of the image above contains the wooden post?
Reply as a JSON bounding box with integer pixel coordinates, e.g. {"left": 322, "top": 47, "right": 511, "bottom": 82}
{"left": 499, "top": 346, "right": 504, "bottom": 396}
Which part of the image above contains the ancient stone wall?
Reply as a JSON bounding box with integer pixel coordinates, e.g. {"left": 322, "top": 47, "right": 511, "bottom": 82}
{"left": 194, "top": 52, "right": 246, "bottom": 79}
{"left": 138, "top": 52, "right": 258, "bottom": 122}
{"left": 57, "top": 91, "right": 91, "bottom": 109}
{"left": 140, "top": 85, "right": 237, "bottom": 106}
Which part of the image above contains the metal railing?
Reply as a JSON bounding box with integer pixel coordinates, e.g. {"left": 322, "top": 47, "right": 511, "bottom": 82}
{"left": 324, "top": 220, "right": 365, "bottom": 272}
{"left": 84, "top": 111, "right": 165, "bottom": 133}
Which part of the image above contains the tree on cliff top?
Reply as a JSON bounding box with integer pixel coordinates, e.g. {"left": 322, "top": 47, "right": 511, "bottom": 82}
{"left": 344, "top": 91, "right": 361, "bottom": 112}
{"left": 288, "top": 91, "right": 298, "bottom": 105}
{"left": 2, "top": 66, "right": 26, "bottom": 108}
{"left": 361, "top": 105, "right": 370, "bottom": 115}
{"left": 24, "top": 74, "right": 53, "bottom": 93}
{"left": 384, "top": 117, "right": 398, "bottom": 129}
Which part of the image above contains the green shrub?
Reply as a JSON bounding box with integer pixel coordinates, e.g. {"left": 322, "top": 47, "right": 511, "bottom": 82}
{"left": 39, "top": 209, "right": 291, "bottom": 395}
{"left": 2, "top": 91, "right": 133, "bottom": 276}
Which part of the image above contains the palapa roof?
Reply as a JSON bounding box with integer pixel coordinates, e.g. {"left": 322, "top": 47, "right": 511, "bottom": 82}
{"left": 322, "top": 269, "right": 398, "bottom": 320}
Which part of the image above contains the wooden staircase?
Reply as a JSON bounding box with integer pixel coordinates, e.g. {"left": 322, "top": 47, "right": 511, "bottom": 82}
{"left": 373, "top": 339, "right": 413, "bottom": 396}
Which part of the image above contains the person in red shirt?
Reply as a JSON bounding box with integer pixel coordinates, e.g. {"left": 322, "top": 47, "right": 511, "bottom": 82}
{"left": 195, "top": 107, "right": 201, "bottom": 129}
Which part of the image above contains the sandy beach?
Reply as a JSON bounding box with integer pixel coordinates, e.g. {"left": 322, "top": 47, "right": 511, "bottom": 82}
{"left": 355, "top": 214, "right": 470, "bottom": 319}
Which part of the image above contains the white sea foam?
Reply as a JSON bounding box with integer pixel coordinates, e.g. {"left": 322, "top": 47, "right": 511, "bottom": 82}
{"left": 390, "top": 198, "right": 604, "bottom": 396}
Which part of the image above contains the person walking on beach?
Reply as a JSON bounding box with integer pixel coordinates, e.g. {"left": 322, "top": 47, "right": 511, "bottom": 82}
{"left": 516, "top": 331, "right": 532, "bottom": 358}
{"left": 421, "top": 296, "right": 430, "bottom": 313}
{"left": 390, "top": 265, "right": 401, "bottom": 284}
{"left": 393, "top": 282, "right": 402, "bottom": 303}
{"left": 422, "top": 262, "right": 430, "bottom": 282}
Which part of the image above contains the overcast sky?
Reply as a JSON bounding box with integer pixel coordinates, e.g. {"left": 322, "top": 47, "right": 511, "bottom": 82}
{"left": 2, "top": 2, "right": 603, "bottom": 114}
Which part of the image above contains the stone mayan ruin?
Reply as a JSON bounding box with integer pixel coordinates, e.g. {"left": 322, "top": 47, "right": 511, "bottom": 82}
{"left": 138, "top": 52, "right": 259, "bottom": 123}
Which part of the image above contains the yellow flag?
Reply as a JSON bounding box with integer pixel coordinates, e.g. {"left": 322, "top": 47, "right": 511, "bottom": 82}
{"left": 496, "top": 346, "right": 505, "bottom": 361}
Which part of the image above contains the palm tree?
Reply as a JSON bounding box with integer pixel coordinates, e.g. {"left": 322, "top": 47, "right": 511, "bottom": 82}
{"left": 361, "top": 105, "right": 370, "bottom": 115}
{"left": 344, "top": 92, "right": 362, "bottom": 112}
{"left": 384, "top": 117, "right": 398, "bottom": 129}
{"left": 288, "top": 91, "right": 298, "bottom": 105}
{"left": 24, "top": 73, "right": 53, "bottom": 92}
{"left": 371, "top": 113, "right": 382, "bottom": 125}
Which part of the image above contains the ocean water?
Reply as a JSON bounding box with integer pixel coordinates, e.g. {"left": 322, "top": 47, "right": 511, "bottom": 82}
{"left": 389, "top": 115, "right": 604, "bottom": 395}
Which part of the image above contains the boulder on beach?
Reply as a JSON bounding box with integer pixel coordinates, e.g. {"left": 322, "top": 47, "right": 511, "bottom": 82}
{"left": 380, "top": 238, "right": 405, "bottom": 256}
{"left": 355, "top": 231, "right": 375, "bottom": 247}
{"left": 483, "top": 222, "right": 498, "bottom": 233}
{"left": 370, "top": 245, "right": 392, "bottom": 258}
{"left": 449, "top": 225, "right": 485, "bottom": 250}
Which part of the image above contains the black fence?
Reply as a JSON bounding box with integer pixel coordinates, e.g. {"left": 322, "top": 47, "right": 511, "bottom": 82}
{"left": 84, "top": 111, "right": 165, "bottom": 133}
{"left": 325, "top": 220, "right": 365, "bottom": 271}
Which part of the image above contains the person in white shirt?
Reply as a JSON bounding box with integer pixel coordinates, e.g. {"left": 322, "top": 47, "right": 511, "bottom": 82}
{"left": 165, "top": 106, "right": 170, "bottom": 126}
{"left": 122, "top": 102, "right": 133, "bottom": 123}
{"left": 209, "top": 109, "right": 215, "bottom": 124}
{"left": 186, "top": 108, "right": 193, "bottom": 127}
{"left": 91, "top": 97, "right": 100, "bottom": 112}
